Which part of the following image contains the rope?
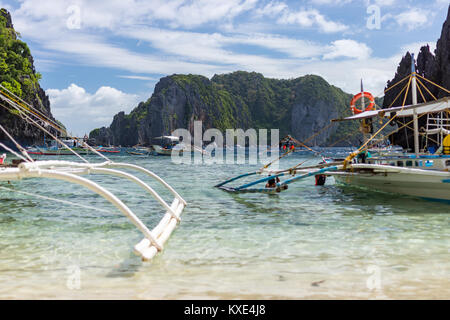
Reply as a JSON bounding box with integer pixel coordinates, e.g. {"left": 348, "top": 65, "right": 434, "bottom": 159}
{"left": 387, "top": 78, "right": 411, "bottom": 109}
{"left": 415, "top": 73, "right": 450, "bottom": 95}
{"left": 416, "top": 79, "right": 427, "bottom": 103}
{"left": 328, "top": 128, "right": 361, "bottom": 147}
{"left": 0, "top": 124, "right": 34, "bottom": 162}
{"left": 343, "top": 75, "right": 413, "bottom": 169}
{"left": 416, "top": 77, "right": 437, "bottom": 101}
{"left": 0, "top": 84, "right": 65, "bottom": 133}
{"left": 384, "top": 73, "right": 411, "bottom": 94}
{"left": 0, "top": 142, "right": 29, "bottom": 162}
{"left": 401, "top": 74, "right": 412, "bottom": 107}
{"left": 287, "top": 135, "right": 332, "bottom": 160}
{"left": 302, "top": 122, "right": 335, "bottom": 146}
{"left": 261, "top": 148, "right": 293, "bottom": 170}
{"left": 0, "top": 86, "right": 111, "bottom": 163}
{"left": 0, "top": 186, "right": 112, "bottom": 214}
{"left": 0, "top": 102, "right": 88, "bottom": 163}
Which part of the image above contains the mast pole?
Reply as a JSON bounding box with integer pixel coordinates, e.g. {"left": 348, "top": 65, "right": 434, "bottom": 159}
{"left": 361, "top": 79, "right": 369, "bottom": 147}
{"left": 411, "top": 54, "right": 419, "bottom": 154}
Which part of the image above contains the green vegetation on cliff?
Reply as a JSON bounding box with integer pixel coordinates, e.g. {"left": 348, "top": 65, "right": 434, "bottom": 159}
{"left": 0, "top": 8, "right": 58, "bottom": 145}
{"left": 211, "top": 72, "right": 360, "bottom": 144}
{"left": 172, "top": 74, "right": 251, "bottom": 131}
{"left": 0, "top": 9, "right": 41, "bottom": 102}
{"left": 212, "top": 71, "right": 293, "bottom": 132}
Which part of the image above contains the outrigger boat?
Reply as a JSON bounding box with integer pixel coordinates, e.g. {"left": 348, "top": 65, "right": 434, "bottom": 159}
{"left": 216, "top": 55, "right": 450, "bottom": 202}
{"left": 0, "top": 83, "right": 187, "bottom": 261}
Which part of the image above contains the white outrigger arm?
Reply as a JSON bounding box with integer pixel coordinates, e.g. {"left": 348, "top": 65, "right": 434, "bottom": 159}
{"left": 0, "top": 160, "right": 187, "bottom": 261}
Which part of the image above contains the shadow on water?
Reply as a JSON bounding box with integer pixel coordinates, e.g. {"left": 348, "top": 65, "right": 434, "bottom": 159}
{"left": 220, "top": 177, "right": 449, "bottom": 218}
{"left": 320, "top": 183, "right": 450, "bottom": 215}
{"left": 105, "top": 253, "right": 143, "bottom": 278}
{"left": 226, "top": 191, "right": 313, "bottom": 227}
{"left": 229, "top": 192, "right": 281, "bottom": 214}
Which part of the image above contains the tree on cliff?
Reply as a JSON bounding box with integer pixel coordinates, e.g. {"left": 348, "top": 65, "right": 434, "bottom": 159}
{"left": 0, "top": 8, "right": 57, "bottom": 146}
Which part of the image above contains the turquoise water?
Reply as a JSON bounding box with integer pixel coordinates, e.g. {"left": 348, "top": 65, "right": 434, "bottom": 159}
{"left": 0, "top": 152, "right": 449, "bottom": 299}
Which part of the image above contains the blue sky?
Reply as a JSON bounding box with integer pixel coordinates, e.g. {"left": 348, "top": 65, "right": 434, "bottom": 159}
{"left": 0, "top": 0, "right": 449, "bottom": 136}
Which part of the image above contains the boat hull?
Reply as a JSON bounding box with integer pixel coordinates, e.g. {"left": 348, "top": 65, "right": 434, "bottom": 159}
{"left": 334, "top": 171, "right": 450, "bottom": 201}
{"left": 152, "top": 145, "right": 183, "bottom": 156}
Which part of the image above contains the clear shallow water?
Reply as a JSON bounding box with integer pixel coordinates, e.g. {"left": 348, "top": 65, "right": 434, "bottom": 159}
{"left": 0, "top": 151, "right": 449, "bottom": 299}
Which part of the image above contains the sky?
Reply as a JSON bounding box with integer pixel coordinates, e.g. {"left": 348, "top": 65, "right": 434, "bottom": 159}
{"left": 0, "top": 0, "right": 449, "bottom": 136}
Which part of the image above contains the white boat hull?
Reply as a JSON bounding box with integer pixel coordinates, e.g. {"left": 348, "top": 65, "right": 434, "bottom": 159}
{"left": 152, "top": 145, "right": 183, "bottom": 156}
{"left": 333, "top": 169, "right": 450, "bottom": 201}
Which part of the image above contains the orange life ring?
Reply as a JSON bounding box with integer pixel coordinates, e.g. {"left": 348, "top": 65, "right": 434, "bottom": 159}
{"left": 350, "top": 92, "right": 375, "bottom": 114}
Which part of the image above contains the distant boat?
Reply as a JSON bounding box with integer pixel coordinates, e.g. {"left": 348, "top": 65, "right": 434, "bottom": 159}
{"left": 95, "top": 147, "right": 121, "bottom": 154}
{"left": 152, "top": 136, "right": 185, "bottom": 156}
{"left": 26, "top": 146, "right": 121, "bottom": 155}
{"left": 127, "top": 146, "right": 151, "bottom": 156}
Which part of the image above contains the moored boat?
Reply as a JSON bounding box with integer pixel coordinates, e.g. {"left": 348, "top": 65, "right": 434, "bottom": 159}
{"left": 152, "top": 136, "right": 185, "bottom": 156}
{"left": 326, "top": 55, "right": 450, "bottom": 202}
{"left": 216, "top": 55, "right": 450, "bottom": 203}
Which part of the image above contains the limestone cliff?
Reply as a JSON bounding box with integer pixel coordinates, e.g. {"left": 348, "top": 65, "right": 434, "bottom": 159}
{"left": 91, "top": 72, "right": 359, "bottom": 147}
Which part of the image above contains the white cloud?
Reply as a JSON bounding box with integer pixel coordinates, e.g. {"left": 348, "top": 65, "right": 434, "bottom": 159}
{"left": 7, "top": 0, "right": 443, "bottom": 132}
{"left": 168, "top": 0, "right": 258, "bottom": 28}
{"left": 11, "top": 0, "right": 258, "bottom": 31}
{"left": 118, "top": 27, "right": 328, "bottom": 62}
{"left": 278, "top": 8, "right": 348, "bottom": 33}
{"left": 118, "top": 75, "right": 159, "bottom": 81}
{"left": 296, "top": 56, "right": 399, "bottom": 96}
{"left": 309, "top": 0, "right": 354, "bottom": 5}
{"left": 47, "top": 84, "right": 141, "bottom": 135}
{"left": 395, "top": 8, "right": 430, "bottom": 30}
{"left": 255, "top": 1, "right": 288, "bottom": 16}
{"left": 324, "top": 39, "right": 372, "bottom": 60}
{"left": 435, "top": 0, "right": 449, "bottom": 8}
{"left": 255, "top": 1, "right": 349, "bottom": 33}
{"left": 119, "top": 26, "right": 372, "bottom": 62}
{"left": 311, "top": 0, "right": 398, "bottom": 6}
{"left": 373, "top": 0, "right": 396, "bottom": 6}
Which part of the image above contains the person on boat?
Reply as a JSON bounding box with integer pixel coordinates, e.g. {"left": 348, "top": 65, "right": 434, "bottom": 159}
{"left": 425, "top": 145, "right": 437, "bottom": 154}
{"left": 265, "top": 175, "right": 280, "bottom": 188}
{"left": 0, "top": 153, "right": 6, "bottom": 165}
{"left": 356, "top": 150, "right": 371, "bottom": 163}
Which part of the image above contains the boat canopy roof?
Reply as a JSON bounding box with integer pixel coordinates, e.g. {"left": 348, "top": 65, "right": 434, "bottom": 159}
{"left": 332, "top": 96, "right": 450, "bottom": 122}
{"left": 154, "top": 136, "right": 180, "bottom": 141}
